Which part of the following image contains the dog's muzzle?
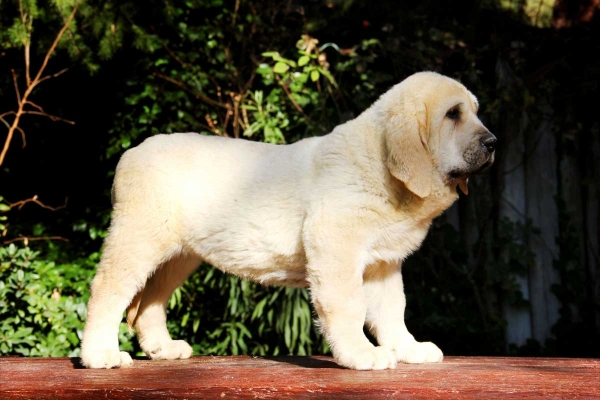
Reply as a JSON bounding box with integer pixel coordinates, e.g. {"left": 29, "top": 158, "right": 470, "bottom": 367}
{"left": 472, "top": 132, "right": 497, "bottom": 175}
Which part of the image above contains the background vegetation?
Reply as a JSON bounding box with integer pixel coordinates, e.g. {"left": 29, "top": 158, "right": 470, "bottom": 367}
{"left": 1, "top": 0, "right": 598, "bottom": 359}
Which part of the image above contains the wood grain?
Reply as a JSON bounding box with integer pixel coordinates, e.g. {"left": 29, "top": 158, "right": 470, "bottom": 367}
{"left": 1, "top": 356, "right": 599, "bottom": 399}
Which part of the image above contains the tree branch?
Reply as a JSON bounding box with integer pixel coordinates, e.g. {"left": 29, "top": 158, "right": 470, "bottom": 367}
{"left": 18, "top": 0, "right": 32, "bottom": 87}
{"left": 205, "top": 114, "right": 227, "bottom": 137}
{"left": 0, "top": 116, "right": 11, "bottom": 130}
{"left": 30, "top": 7, "right": 78, "bottom": 90}
{"left": 22, "top": 111, "right": 75, "bottom": 125}
{"left": 3, "top": 236, "right": 69, "bottom": 245}
{"left": 231, "top": 93, "right": 242, "bottom": 139}
{"left": 152, "top": 71, "right": 228, "bottom": 109}
{"left": 160, "top": 41, "right": 190, "bottom": 68}
{"left": 0, "top": 7, "right": 78, "bottom": 167}
{"left": 275, "top": 75, "right": 313, "bottom": 124}
{"left": 0, "top": 111, "right": 16, "bottom": 121}
{"left": 37, "top": 67, "right": 69, "bottom": 85}
{"left": 12, "top": 69, "right": 21, "bottom": 105}
{"left": 9, "top": 195, "right": 68, "bottom": 211}
{"left": 15, "top": 125, "right": 26, "bottom": 147}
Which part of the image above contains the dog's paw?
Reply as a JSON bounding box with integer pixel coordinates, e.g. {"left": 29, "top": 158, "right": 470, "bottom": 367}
{"left": 81, "top": 349, "right": 133, "bottom": 369}
{"left": 336, "top": 345, "right": 397, "bottom": 370}
{"left": 144, "top": 339, "right": 193, "bottom": 360}
{"left": 393, "top": 341, "right": 443, "bottom": 364}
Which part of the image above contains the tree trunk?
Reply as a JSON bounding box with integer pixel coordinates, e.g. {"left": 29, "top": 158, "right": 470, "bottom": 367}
{"left": 499, "top": 102, "right": 532, "bottom": 348}
{"left": 525, "top": 102, "right": 561, "bottom": 344}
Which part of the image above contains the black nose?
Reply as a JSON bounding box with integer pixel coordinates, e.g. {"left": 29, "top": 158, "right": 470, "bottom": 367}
{"left": 482, "top": 135, "right": 497, "bottom": 154}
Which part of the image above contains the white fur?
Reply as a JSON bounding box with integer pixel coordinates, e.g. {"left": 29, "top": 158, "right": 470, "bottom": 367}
{"left": 81, "top": 71, "right": 489, "bottom": 370}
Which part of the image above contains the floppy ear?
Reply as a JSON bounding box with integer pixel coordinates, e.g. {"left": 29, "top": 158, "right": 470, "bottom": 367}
{"left": 383, "top": 100, "right": 433, "bottom": 198}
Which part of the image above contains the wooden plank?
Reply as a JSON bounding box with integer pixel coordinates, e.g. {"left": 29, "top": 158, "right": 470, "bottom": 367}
{"left": 1, "top": 356, "right": 599, "bottom": 399}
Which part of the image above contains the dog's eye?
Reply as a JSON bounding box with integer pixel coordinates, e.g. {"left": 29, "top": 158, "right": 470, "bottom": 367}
{"left": 446, "top": 107, "right": 460, "bottom": 120}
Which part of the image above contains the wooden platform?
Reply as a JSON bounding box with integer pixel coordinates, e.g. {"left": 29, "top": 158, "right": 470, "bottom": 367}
{"left": 1, "top": 356, "right": 599, "bottom": 399}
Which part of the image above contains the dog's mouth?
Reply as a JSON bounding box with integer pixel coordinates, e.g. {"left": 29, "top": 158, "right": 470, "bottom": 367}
{"left": 448, "top": 169, "right": 467, "bottom": 180}
{"left": 448, "top": 156, "right": 495, "bottom": 195}
{"left": 472, "top": 158, "right": 493, "bottom": 175}
{"left": 447, "top": 170, "right": 470, "bottom": 195}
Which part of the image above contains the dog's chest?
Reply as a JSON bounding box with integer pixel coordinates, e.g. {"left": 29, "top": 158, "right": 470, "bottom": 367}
{"left": 189, "top": 206, "right": 309, "bottom": 287}
{"left": 362, "top": 218, "right": 430, "bottom": 266}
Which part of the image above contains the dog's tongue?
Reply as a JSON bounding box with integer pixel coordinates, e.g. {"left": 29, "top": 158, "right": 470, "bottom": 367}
{"left": 458, "top": 178, "right": 469, "bottom": 195}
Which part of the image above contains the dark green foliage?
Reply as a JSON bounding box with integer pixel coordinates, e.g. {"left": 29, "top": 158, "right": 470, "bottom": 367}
{"left": 0, "top": 242, "right": 97, "bottom": 356}
{"left": 169, "top": 265, "right": 328, "bottom": 356}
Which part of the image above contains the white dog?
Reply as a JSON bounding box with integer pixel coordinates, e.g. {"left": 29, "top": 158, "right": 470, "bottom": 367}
{"left": 81, "top": 71, "right": 496, "bottom": 370}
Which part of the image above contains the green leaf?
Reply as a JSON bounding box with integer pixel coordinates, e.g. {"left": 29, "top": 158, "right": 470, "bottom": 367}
{"left": 273, "top": 62, "right": 289, "bottom": 74}
{"left": 310, "top": 70, "right": 320, "bottom": 82}
{"left": 261, "top": 51, "right": 279, "bottom": 58}
{"left": 298, "top": 55, "right": 310, "bottom": 67}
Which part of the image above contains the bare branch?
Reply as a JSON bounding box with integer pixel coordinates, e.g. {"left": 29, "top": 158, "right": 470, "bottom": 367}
{"left": 0, "top": 122, "right": 17, "bottom": 166}
{"left": 0, "top": 116, "right": 11, "bottom": 130}
{"left": 9, "top": 195, "right": 68, "bottom": 211}
{"left": 25, "top": 101, "right": 43, "bottom": 112}
{"left": 22, "top": 111, "right": 75, "bottom": 125}
{"left": 0, "top": 111, "right": 16, "bottom": 121}
{"left": 3, "top": 236, "right": 69, "bottom": 245}
{"left": 15, "top": 125, "right": 26, "bottom": 147}
{"left": 0, "top": 7, "right": 78, "bottom": 167}
{"left": 26, "top": 16, "right": 33, "bottom": 86}
{"left": 231, "top": 93, "right": 242, "bottom": 139}
{"left": 18, "top": 0, "right": 32, "bottom": 86}
{"left": 160, "top": 41, "right": 190, "bottom": 68}
{"left": 232, "top": 0, "right": 240, "bottom": 26}
{"left": 205, "top": 114, "right": 227, "bottom": 137}
{"left": 24, "top": 101, "right": 74, "bottom": 124}
{"left": 37, "top": 67, "right": 69, "bottom": 85}
{"left": 30, "top": 7, "right": 78, "bottom": 90}
{"left": 147, "top": 25, "right": 191, "bottom": 68}
{"left": 222, "top": 104, "right": 232, "bottom": 134}
{"left": 241, "top": 101, "right": 250, "bottom": 131}
{"left": 153, "top": 71, "right": 228, "bottom": 109}
{"left": 12, "top": 69, "right": 21, "bottom": 105}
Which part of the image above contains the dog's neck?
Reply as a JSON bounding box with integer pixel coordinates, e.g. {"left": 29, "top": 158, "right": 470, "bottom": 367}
{"left": 333, "top": 109, "right": 459, "bottom": 222}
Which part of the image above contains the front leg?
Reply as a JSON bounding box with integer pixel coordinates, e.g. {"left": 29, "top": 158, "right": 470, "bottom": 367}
{"left": 364, "top": 261, "right": 443, "bottom": 364}
{"left": 306, "top": 249, "right": 396, "bottom": 370}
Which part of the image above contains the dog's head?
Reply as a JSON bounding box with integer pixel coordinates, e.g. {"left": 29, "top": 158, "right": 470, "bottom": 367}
{"left": 379, "top": 71, "right": 496, "bottom": 197}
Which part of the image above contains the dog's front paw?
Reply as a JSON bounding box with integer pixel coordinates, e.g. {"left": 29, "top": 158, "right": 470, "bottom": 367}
{"left": 392, "top": 341, "right": 443, "bottom": 364}
{"left": 336, "top": 345, "right": 397, "bottom": 370}
{"left": 143, "top": 339, "right": 193, "bottom": 360}
{"left": 81, "top": 349, "right": 133, "bottom": 369}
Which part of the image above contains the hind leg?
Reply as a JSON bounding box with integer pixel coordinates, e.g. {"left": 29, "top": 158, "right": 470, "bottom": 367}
{"left": 132, "top": 253, "right": 201, "bottom": 360}
{"left": 81, "top": 218, "right": 179, "bottom": 369}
